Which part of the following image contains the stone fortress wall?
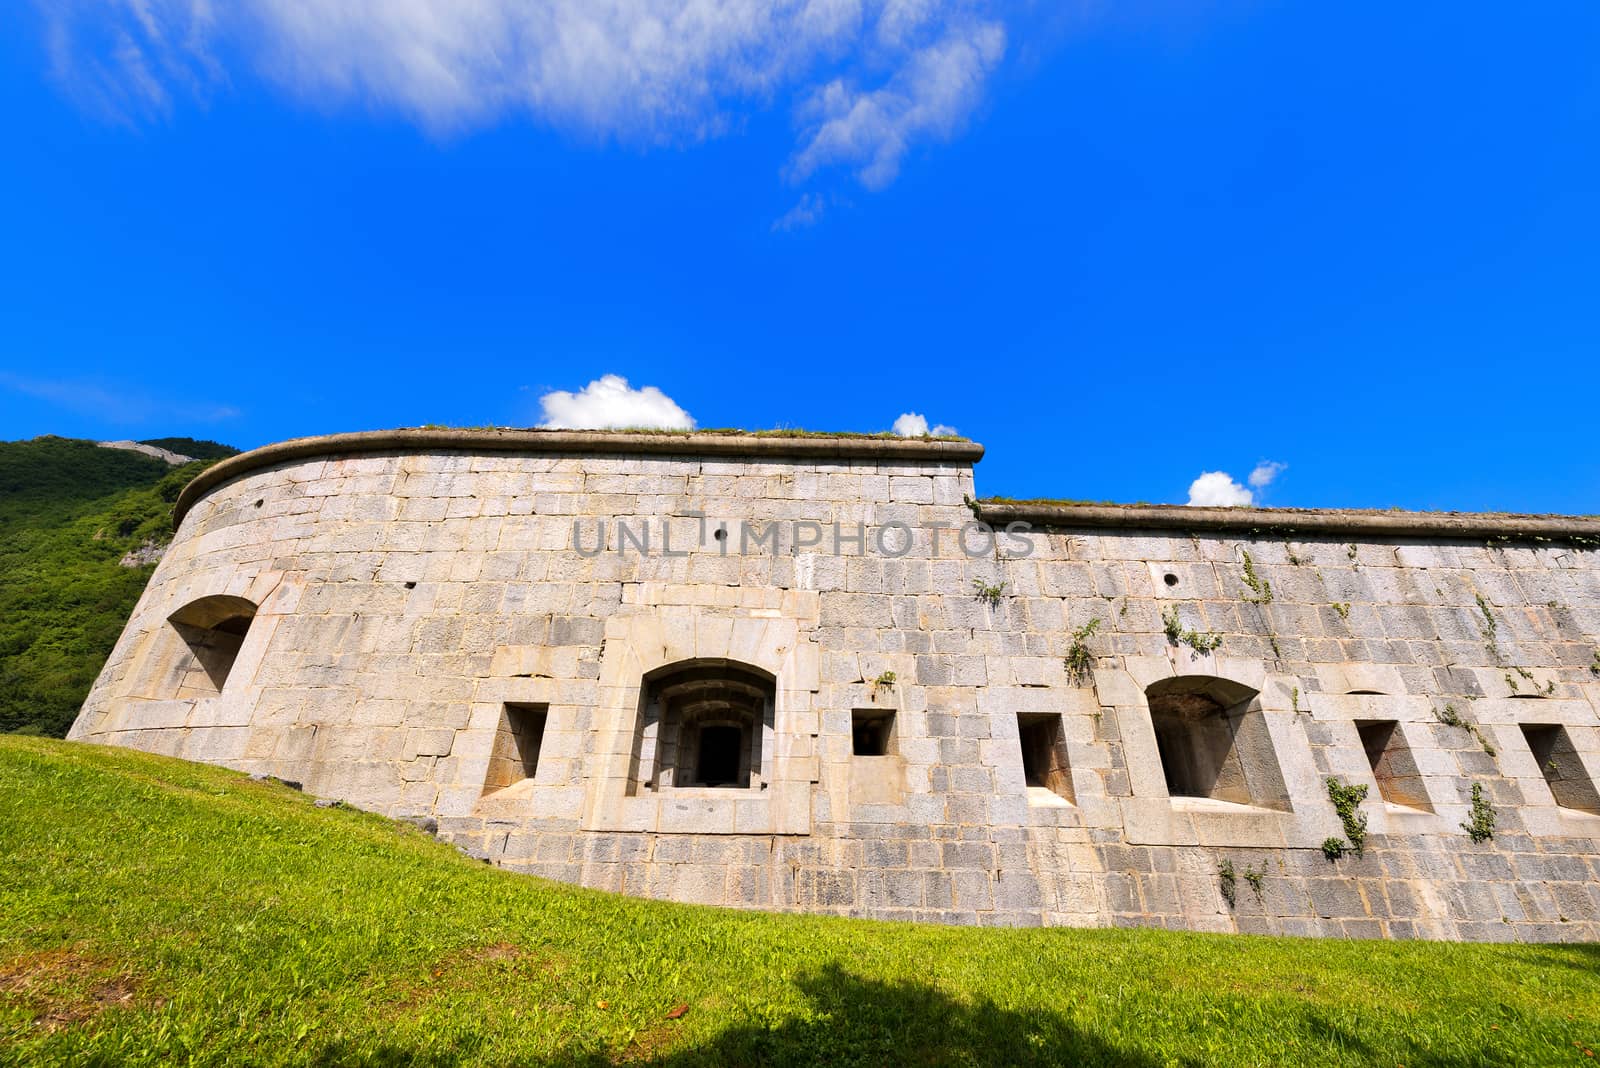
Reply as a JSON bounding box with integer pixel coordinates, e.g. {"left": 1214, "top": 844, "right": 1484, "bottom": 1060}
{"left": 71, "top": 429, "right": 1600, "bottom": 941}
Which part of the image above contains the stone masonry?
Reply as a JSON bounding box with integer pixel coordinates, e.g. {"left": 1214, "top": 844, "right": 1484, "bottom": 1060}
{"left": 70, "top": 429, "right": 1600, "bottom": 941}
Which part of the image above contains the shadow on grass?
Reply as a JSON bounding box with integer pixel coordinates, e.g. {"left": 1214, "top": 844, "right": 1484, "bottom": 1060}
{"left": 637, "top": 963, "right": 1178, "bottom": 1067}
{"left": 1518, "top": 942, "right": 1600, "bottom": 977}
{"left": 306, "top": 959, "right": 1580, "bottom": 1067}
{"left": 304, "top": 964, "right": 1177, "bottom": 1068}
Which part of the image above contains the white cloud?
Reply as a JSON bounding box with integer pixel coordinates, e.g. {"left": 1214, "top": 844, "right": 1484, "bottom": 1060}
{"left": 42, "top": 1, "right": 1011, "bottom": 192}
{"left": 772, "top": 192, "right": 826, "bottom": 232}
{"left": 892, "top": 411, "right": 956, "bottom": 437}
{"left": 878, "top": 0, "right": 940, "bottom": 46}
{"left": 1186, "top": 471, "right": 1254, "bottom": 508}
{"left": 790, "top": 20, "right": 1004, "bottom": 189}
{"left": 1248, "top": 461, "right": 1286, "bottom": 489}
{"left": 537, "top": 374, "right": 693, "bottom": 430}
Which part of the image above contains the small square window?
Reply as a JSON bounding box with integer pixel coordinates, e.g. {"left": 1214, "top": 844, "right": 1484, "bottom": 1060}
{"left": 1520, "top": 724, "right": 1600, "bottom": 815}
{"left": 1017, "top": 713, "right": 1074, "bottom": 803}
{"left": 483, "top": 703, "right": 548, "bottom": 794}
{"left": 852, "top": 709, "right": 895, "bottom": 756}
{"left": 1356, "top": 720, "right": 1432, "bottom": 811}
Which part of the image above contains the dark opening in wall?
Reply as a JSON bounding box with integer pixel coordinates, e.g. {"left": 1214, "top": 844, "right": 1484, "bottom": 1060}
{"left": 852, "top": 709, "right": 895, "bottom": 756}
{"left": 695, "top": 725, "right": 743, "bottom": 785}
{"left": 483, "top": 703, "right": 547, "bottom": 794}
{"left": 630, "top": 659, "right": 774, "bottom": 792}
{"left": 1356, "top": 720, "right": 1432, "bottom": 811}
{"left": 1520, "top": 724, "right": 1600, "bottom": 815}
{"left": 1146, "top": 676, "right": 1289, "bottom": 810}
{"left": 1017, "top": 713, "right": 1073, "bottom": 803}
{"left": 166, "top": 595, "right": 259, "bottom": 697}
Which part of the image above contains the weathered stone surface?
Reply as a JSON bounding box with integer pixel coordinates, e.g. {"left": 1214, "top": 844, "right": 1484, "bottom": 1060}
{"left": 70, "top": 429, "right": 1600, "bottom": 942}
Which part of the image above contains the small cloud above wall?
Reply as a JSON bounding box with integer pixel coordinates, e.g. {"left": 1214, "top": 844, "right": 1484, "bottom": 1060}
{"left": 1248, "top": 461, "right": 1287, "bottom": 490}
{"left": 892, "top": 412, "right": 957, "bottom": 438}
{"left": 538, "top": 375, "right": 694, "bottom": 431}
{"left": 1186, "top": 461, "right": 1286, "bottom": 507}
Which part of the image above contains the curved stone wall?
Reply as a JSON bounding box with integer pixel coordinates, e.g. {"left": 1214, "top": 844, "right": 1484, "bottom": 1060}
{"left": 72, "top": 430, "right": 1600, "bottom": 940}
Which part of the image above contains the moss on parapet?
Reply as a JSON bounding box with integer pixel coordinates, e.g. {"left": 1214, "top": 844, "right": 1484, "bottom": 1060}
{"left": 979, "top": 495, "right": 1151, "bottom": 508}
{"left": 977, "top": 498, "right": 1600, "bottom": 545}
{"left": 411, "top": 425, "right": 970, "bottom": 442}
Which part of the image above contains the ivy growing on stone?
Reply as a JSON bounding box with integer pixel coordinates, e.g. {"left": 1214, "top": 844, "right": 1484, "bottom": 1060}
{"left": 1462, "top": 782, "right": 1496, "bottom": 843}
{"left": 1240, "top": 550, "right": 1273, "bottom": 604}
{"left": 972, "top": 579, "right": 1006, "bottom": 608}
{"left": 1063, "top": 619, "right": 1102, "bottom": 686}
{"left": 1435, "top": 703, "right": 1496, "bottom": 757}
{"left": 1218, "top": 859, "right": 1237, "bottom": 908}
{"left": 1475, "top": 592, "right": 1498, "bottom": 643}
{"left": 1325, "top": 778, "right": 1369, "bottom": 857}
{"left": 1161, "top": 605, "right": 1222, "bottom": 655}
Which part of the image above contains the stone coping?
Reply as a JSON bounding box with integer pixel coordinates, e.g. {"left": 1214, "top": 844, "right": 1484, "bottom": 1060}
{"left": 978, "top": 500, "right": 1600, "bottom": 542}
{"left": 172, "top": 428, "right": 987, "bottom": 527}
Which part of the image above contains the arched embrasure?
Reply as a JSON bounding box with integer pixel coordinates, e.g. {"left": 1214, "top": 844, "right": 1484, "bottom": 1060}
{"left": 165, "top": 594, "right": 259, "bottom": 696}
{"left": 1145, "top": 675, "right": 1289, "bottom": 810}
{"left": 630, "top": 659, "right": 775, "bottom": 791}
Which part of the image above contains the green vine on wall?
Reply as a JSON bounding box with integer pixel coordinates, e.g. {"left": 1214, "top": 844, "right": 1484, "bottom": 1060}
{"left": 1240, "top": 551, "right": 1273, "bottom": 604}
{"left": 1063, "top": 619, "right": 1103, "bottom": 686}
{"left": 972, "top": 579, "right": 1007, "bottom": 608}
{"left": 1435, "top": 703, "right": 1496, "bottom": 757}
{"left": 1462, "top": 782, "right": 1496, "bottom": 843}
{"left": 1162, "top": 605, "right": 1222, "bottom": 656}
{"left": 1474, "top": 592, "right": 1498, "bottom": 644}
{"left": 1218, "top": 859, "right": 1237, "bottom": 908}
{"left": 1244, "top": 865, "right": 1265, "bottom": 903}
{"left": 1239, "top": 550, "right": 1283, "bottom": 660}
{"left": 1502, "top": 667, "right": 1554, "bottom": 697}
{"left": 1325, "top": 778, "right": 1369, "bottom": 857}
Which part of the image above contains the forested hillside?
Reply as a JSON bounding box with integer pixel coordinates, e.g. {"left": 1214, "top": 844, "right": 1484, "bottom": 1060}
{"left": 0, "top": 437, "right": 237, "bottom": 737}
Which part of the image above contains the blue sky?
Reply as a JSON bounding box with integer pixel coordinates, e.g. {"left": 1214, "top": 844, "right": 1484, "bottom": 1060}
{"left": 3, "top": 2, "right": 1598, "bottom": 513}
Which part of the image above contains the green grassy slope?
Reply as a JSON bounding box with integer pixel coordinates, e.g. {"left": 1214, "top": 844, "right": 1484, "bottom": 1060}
{"left": 1, "top": 738, "right": 1595, "bottom": 1066}
{"left": 0, "top": 437, "right": 236, "bottom": 737}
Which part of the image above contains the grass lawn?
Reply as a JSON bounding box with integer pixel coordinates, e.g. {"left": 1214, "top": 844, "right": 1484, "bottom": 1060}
{"left": 1, "top": 736, "right": 1596, "bottom": 1066}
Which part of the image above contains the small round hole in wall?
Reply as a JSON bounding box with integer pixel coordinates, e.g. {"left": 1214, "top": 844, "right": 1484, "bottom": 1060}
{"left": 254, "top": 499, "right": 263, "bottom": 508}
{"left": 404, "top": 581, "right": 417, "bottom": 590}
{"left": 1163, "top": 573, "right": 1179, "bottom": 587}
{"left": 713, "top": 528, "right": 727, "bottom": 541}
